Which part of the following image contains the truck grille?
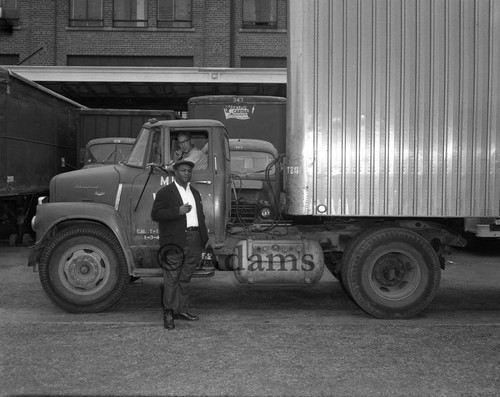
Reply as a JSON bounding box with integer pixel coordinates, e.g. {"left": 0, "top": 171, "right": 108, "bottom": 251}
{"left": 230, "top": 201, "right": 257, "bottom": 224}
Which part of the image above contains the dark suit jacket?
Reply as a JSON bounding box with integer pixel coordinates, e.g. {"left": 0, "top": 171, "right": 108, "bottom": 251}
{"left": 151, "top": 182, "right": 208, "bottom": 249}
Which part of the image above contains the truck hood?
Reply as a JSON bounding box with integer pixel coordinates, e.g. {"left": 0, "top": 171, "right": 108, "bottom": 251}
{"left": 50, "top": 165, "right": 120, "bottom": 206}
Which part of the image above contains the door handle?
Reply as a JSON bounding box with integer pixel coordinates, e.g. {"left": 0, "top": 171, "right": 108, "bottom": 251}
{"left": 195, "top": 181, "right": 212, "bottom": 185}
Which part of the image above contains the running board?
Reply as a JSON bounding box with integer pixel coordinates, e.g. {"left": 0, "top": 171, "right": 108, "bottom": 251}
{"left": 132, "top": 268, "right": 163, "bottom": 277}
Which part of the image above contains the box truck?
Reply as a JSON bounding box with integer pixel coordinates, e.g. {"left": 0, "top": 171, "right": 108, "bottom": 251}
{"left": 189, "top": 96, "right": 285, "bottom": 224}
{"left": 188, "top": 95, "right": 286, "bottom": 155}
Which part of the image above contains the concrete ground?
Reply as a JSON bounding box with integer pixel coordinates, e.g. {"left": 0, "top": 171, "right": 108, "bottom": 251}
{"left": 1, "top": 243, "right": 499, "bottom": 396}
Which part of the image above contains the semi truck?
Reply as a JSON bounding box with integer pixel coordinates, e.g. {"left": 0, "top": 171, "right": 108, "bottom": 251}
{"left": 28, "top": 0, "right": 500, "bottom": 319}
{"left": 0, "top": 67, "right": 83, "bottom": 245}
{"left": 189, "top": 96, "right": 285, "bottom": 224}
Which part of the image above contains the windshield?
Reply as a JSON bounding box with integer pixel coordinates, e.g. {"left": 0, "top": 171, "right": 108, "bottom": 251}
{"left": 230, "top": 150, "right": 275, "bottom": 175}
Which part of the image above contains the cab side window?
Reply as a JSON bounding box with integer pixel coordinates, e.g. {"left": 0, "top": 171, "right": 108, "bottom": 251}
{"left": 170, "top": 130, "right": 209, "bottom": 170}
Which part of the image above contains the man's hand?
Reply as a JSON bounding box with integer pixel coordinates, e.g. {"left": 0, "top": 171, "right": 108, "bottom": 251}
{"left": 179, "top": 203, "right": 192, "bottom": 215}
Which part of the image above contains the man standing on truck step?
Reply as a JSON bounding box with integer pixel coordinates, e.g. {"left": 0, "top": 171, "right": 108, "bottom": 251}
{"left": 151, "top": 159, "right": 209, "bottom": 330}
{"left": 173, "top": 131, "right": 208, "bottom": 170}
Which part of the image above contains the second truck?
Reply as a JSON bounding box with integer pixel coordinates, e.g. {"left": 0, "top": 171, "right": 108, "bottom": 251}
{"left": 188, "top": 95, "right": 286, "bottom": 225}
{"left": 28, "top": 0, "right": 500, "bottom": 319}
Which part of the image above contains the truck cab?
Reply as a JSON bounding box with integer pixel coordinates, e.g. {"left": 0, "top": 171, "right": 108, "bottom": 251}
{"left": 228, "top": 138, "right": 281, "bottom": 224}
{"left": 29, "top": 119, "right": 231, "bottom": 313}
{"left": 81, "top": 137, "right": 136, "bottom": 168}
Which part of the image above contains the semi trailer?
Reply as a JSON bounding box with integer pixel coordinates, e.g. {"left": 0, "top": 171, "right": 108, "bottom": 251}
{"left": 0, "top": 67, "right": 83, "bottom": 245}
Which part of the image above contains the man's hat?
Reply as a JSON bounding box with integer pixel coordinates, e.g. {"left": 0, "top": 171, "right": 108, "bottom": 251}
{"left": 173, "top": 159, "right": 195, "bottom": 169}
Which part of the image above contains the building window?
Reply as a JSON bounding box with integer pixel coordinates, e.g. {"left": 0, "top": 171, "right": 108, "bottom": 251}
{"left": 0, "top": 54, "right": 19, "bottom": 64}
{"left": 70, "top": 0, "right": 103, "bottom": 27}
{"left": 0, "top": 0, "right": 17, "bottom": 10}
{"left": 243, "top": 0, "right": 277, "bottom": 28}
{"left": 0, "top": 0, "right": 19, "bottom": 29}
{"left": 241, "top": 57, "right": 286, "bottom": 68}
{"left": 157, "top": 0, "right": 192, "bottom": 28}
{"left": 67, "top": 55, "right": 194, "bottom": 67}
{"left": 113, "top": 0, "right": 147, "bottom": 28}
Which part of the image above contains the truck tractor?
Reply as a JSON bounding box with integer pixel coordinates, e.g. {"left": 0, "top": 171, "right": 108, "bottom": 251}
{"left": 29, "top": 117, "right": 461, "bottom": 319}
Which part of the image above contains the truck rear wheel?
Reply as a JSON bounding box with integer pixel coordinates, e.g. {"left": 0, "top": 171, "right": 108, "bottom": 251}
{"left": 341, "top": 227, "right": 440, "bottom": 319}
{"left": 39, "top": 224, "right": 129, "bottom": 313}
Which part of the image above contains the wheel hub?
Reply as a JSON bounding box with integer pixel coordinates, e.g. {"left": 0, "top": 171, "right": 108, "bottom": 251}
{"left": 369, "top": 252, "right": 420, "bottom": 300}
{"left": 373, "top": 255, "right": 407, "bottom": 287}
{"left": 64, "top": 251, "right": 105, "bottom": 290}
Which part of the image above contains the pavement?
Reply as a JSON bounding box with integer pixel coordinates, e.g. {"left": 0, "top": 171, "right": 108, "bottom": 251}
{"left": 1, "top": 244, "right": 500, "bottom": 397}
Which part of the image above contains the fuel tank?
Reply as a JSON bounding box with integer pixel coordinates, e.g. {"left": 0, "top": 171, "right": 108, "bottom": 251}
{"left": 231, "top": 238, "right": 324, "bottom": 284}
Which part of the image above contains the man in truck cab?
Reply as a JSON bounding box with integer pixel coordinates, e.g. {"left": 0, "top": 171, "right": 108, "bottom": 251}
{"left": 173, "top": 131, "right": 208, "bottom": 170}
{"left": 151, "top": 159, "right": 209, "bottom": 330}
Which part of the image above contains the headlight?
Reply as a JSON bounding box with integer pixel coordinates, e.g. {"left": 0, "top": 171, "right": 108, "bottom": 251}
{"left": 260, "top": 207, "right": 272, "bottom": 219}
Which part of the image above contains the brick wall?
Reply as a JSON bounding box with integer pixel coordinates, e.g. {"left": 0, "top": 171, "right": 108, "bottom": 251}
{"left": 0, "top": 0, "right": 287, "bottom": 67}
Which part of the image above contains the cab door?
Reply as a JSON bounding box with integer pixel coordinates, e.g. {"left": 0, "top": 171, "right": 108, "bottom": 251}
{"left": 125, "top": 126, "right": 171, "bottom": 271}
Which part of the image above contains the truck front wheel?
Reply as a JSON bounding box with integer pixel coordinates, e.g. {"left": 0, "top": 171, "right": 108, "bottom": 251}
{"left": 39, "top": 225, "right": 129, "bottom": 313}
{"left": 341, "top": 227, "right": 441, "bottom": 319}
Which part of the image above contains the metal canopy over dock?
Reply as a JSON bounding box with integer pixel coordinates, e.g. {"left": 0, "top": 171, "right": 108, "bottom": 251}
{"left": 4, "top": 66, "right": 287, "bottom": 109}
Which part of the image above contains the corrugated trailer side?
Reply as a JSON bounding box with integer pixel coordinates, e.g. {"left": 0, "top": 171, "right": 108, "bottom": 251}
{"left": 287, "top": 0, "right": 500, "bottom": 218}
{"left": 0, "top": 67, "right": 83, "bottom": 244}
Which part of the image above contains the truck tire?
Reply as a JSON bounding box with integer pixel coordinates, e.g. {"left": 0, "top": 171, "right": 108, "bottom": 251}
{"left": 341, "top": 227, "right": 440, "bottom": 319}
{"left": 22, "top": 233, "right": 32, "bottom": 246}
{"left": 9, "top": 234, "right": 17, "bottom": 247}
{"left": 39, "top": 225, "right": 129, "bottom": 313}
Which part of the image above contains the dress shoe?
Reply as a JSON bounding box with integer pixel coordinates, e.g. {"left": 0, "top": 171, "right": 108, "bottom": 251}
{"left": 173, "top": 312, "right": 199, "bottom": 321}
{"left": 193, "top": 258, "right": 215, "bottom": 277}
{"left": 163, "top": 309, "right": 175, "bottom": 330}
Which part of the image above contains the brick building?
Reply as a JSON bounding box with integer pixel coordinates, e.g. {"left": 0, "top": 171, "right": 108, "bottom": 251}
{"left": 0, "top": 0, "right": 287, "bottom": 108}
